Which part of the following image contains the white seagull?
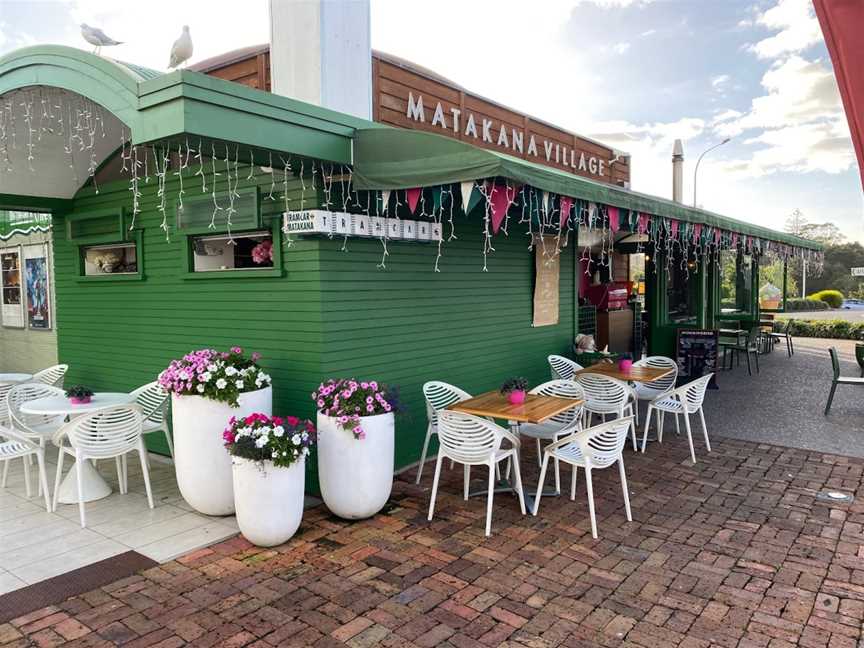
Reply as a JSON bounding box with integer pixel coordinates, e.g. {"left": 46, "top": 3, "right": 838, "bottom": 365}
{"left": 80, "top": 23, "right": 122, "bottom": 55}
{"left": 169, "top": 26, "right": 193, "bottom": 69}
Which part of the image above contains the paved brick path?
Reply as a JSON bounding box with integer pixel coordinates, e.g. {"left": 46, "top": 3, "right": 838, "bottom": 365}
{"left": 1, "top": 436, "right": 862, "bottom": 648}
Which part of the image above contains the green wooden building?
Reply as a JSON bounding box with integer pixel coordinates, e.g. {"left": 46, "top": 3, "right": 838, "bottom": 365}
{"left": 0, "top": 46, "right": 821, "bottom": 479}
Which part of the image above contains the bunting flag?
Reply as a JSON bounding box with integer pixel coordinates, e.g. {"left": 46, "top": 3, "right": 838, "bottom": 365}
{"left": 431, "top": 186, "right": 443, "bottom": 215}
{"left": 406, "top": 187, "right": 422, "bottom": 214}
{"left": 489, "top": 183, "right": 515, "bottom": 234}
{"left": 670, "top": 219, "right": 679, "bottom": 240}
{"left": 693, "top": 223, "right": 702, "bottom": 243}
{"left": 608, "top": 206, "right": 620, "bottom": 233}
{"left": 460, "top": 181, "right": 475, "bottom": 213}
{"left": 637, "top": 212, "right": 649, "bottom": 234}
{"left": 381, "top": 189, "right": 390, "bottom": 216}
{"left": 714, "top": 228, "right": 721, "bottom": 246}
{"left": 560, "top": 196, "right": 573, "bottom": 229}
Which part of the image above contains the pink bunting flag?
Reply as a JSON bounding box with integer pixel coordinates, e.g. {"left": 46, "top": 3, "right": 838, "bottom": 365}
{"left": 693, "top": 223, "right": 702, "bottom": 242}
{"left": 637, "top": 212, "right": 649, "bottom": 234}
{"left": 714, "top": 229, "right": 721, "bottom": 246}
{"left": 670, "top": 219, "right": 679, "bottom": 239}
{"left": 406, "top": 187, "right": 422, "bottom": 214}
{"left": 489, "top": 183, "right": 515, "bottom": 234}
{"left": 731, "top": 232, "right": 739, "bottom": 247}
{"left": 559, "top": 196, "right": 573, "bottom": 229}
{"left": 608, "top": 206, "right": 620, "bottom": 233}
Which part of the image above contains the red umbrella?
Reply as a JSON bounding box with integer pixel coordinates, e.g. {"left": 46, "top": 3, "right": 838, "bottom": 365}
{"left": 814, "top": 0, "right": 864, "bottom": 189}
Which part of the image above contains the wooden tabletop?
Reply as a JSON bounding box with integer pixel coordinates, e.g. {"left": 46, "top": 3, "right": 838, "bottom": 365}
{"left": 573, "top": 362, "right": 675, "bottom": 383}
{"left": 449, "top": 391, "right": 583, "bottom": 424}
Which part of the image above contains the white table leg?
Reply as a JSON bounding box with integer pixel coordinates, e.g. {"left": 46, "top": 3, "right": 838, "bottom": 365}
{"left": 57, "top": 459, "right": 112, "bottom": 504}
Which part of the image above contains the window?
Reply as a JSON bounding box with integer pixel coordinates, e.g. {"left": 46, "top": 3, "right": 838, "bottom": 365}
{"left": 666, "top": 257, "right": 699, "bottom": 325}
{"left": 190, "top": 231, "right": 274, "bottom": 272}
{"left": 759, "top": 256, "right": 787, "bottom": 311}
{"left": 82, "top": 243, "right": 138, "bottom": 276}
{"left": 720, "top": 251, "right": 752, "bottom": 314}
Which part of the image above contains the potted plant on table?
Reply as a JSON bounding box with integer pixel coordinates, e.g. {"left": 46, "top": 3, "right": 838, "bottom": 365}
{"left": 500, "top": 377, "right": 528, "bottom": 405}
{"left": 158, "top": 347, "right": 272, "bottom": 515}
{"left": 313, "top": 379, "right": 399, "bottom": 519}
{"left": 617, "top": 353, "right": 634, "bottom": 374}
{"left": 224, "top": 413, "right": 315, "bottom": 546}
{"left": 66, "top": 385, "right": 94, "bottom": 405}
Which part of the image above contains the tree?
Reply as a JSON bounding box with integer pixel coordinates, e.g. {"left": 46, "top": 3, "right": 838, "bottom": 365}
{"left": 785, "top": 208, "right": 807, "bottom": 236}
{"left": 799, "top": 222, "right": 846, "bottom": 247}
{"left": 806, "top": 241, "right": 864, "bottom": 298}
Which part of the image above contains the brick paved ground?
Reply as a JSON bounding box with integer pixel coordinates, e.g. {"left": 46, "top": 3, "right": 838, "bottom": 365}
{"left": 1, "top": 433, "right": 862, "bottom": 648}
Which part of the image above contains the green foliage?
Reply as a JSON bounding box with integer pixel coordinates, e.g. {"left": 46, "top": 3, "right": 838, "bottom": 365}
{"left": 807, "top": 289, "right": 845, "bottom": 309}
{"left": 785, "top": 298, "right": 829, "bottom": 311}
{"left": 776, "top": 318, "right": 864, "bottom": 341}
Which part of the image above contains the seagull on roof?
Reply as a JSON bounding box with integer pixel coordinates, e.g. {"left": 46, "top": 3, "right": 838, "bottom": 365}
{"left": 80, "top": 23, "right": 122, "bottom": 55}
{"left": 169, "top": 25, "right": 193, "bottom": 69}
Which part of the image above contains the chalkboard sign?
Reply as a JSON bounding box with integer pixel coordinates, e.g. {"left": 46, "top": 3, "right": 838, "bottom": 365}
{"left": 675, "top": 329, "right": 719, "bottom": 388}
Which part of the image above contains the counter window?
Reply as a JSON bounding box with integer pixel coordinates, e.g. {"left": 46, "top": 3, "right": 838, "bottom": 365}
{"left": 191, "top": 231, "right": 274, "bottom": 272}
{"left": 82, "top": 243, "right": 138, "bottom": 276}
{"left": 720, "top": 251, "right": 752, "bottom": 314}
{"left": 665, "top": 258, "right": 699, "bottom": 325}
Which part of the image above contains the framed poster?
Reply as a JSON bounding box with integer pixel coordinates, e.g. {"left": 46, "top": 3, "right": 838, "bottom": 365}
{"left": 675, "top": 329, "right": 719, "bottom": 388}
{"left": 24, "top": 243, "right": 51, "bottom": 330}
{"left": 1, "top": 246, "right": 24, "bottom": 328}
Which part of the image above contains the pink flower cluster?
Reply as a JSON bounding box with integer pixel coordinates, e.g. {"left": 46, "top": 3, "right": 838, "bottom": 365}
{"left": 312, "top": 378, "right": 392, "bottom": 440}
{"left": 251, "top": 239, "right": 273, "bottom": 264}
{"left": 158, "top": 348, "right": 219, "bottom": 395}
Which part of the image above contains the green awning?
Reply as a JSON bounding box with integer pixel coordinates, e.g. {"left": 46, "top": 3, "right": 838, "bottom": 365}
{"left": 352, "top": 127, "right": 821, "bottom": 252}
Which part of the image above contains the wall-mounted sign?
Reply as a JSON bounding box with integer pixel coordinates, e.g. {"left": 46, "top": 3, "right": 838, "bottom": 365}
{"left": 24, "top": 243, "right": 51, "bottom": 330}
{"left": 0, "top": 246, "right": 24, "bottom": 328}
{"left": 851, "top": 267, "right": 864, "bottom": 276}
{"left": 283, "top": 210, "right": 442, "bottom": 242}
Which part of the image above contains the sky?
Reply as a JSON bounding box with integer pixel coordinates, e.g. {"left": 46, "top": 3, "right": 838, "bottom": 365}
{"left": 1, "top": 0, "right": 862, "bottom": 243}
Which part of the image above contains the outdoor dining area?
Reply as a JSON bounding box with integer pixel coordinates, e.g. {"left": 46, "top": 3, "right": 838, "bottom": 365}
{"left": 421, "top": 354, "right": 713, "bottom": 537}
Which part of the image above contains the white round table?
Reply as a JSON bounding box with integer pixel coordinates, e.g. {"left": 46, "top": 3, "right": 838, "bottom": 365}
{"left": 0, "top": 373, "right": 32, "bottom": 386}
{"left": 20, "top": 392, "right": 136, "bottom": 504}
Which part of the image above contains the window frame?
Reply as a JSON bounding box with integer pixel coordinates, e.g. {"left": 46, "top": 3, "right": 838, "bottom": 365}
{"left": 180, "top": 218, "right": 283, "bottom": 280}
{"left": 75, "top": 229, "right": 144, "bottom": 282}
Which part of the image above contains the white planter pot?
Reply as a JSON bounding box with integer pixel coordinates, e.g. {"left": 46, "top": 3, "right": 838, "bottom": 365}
{"left": 317, "top": 412, "right": 394, "bottom": 520}
{"left": 172, "top": 386, "right": 272, "bottom": 516}
{"left": 232, "top": 457, "right": 305, "bottom": 547}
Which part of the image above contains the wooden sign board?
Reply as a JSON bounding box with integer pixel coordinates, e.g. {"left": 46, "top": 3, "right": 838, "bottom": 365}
{"left": 675, "top": 329, "right": 719, "bottom": 388}
{"left": 533, "top": 236, "right": 560, "bottom": 327}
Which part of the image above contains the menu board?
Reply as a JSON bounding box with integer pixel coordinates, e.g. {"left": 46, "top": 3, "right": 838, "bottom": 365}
{"left": 1, "top": 247, "right": 24, "bottom": 328}
{"left": 532, "top": 235, "right": 560, "bottom": 327}
{"left": 675, "top": 329, "right": 718, "bottom": 388}
{"left": 24, "top": 244, "right": 50, "bottom": 330}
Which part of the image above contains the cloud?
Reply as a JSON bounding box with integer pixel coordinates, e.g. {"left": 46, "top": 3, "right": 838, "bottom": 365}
{"left": 611, "top": 42, "right": 631, "bottom": 55}
{"left": 748, "top": 0, "right": 821, "bottom": 59}
{"left": 711, "top": 74, "right": 731, "bottom": 91}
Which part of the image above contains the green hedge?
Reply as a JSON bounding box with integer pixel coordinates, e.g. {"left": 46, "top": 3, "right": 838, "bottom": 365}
{"left": 807, "top": 289, "right": 845, "bottom": 309}
{"left": 775, "top": 318, "right": 864, "bottom": 340}
{"left": 785, "top": 298, "right": 830, "bottom": 311}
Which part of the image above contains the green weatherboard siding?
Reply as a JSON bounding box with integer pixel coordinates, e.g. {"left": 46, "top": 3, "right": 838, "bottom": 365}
{"left": 52, "top": 167, "right": 574, "bottom": 486}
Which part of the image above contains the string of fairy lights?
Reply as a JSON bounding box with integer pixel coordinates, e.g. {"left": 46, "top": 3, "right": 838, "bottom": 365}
{"left": 0, "top": 86, "right": 824, "bottom": 276}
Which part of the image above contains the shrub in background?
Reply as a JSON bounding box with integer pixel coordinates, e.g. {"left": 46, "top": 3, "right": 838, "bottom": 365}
{"left": 785, "top": 298, "right": 830, "bottom": 311}
{"left": 807, "top": 289, "right": 845, "bottom": 309}
{"left": 775, "top": 318, "right": 864, "bottom": 341}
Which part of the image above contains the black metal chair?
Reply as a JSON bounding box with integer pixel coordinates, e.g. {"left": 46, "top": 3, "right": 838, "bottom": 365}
{"left": 726, "top": 327, "right": 760, "bottom": 375}
{"left": 824, "top": 347, "right": 864, "bottom": 415}
{"left": 767, "top": 319, "right": 794, "bottom": 357}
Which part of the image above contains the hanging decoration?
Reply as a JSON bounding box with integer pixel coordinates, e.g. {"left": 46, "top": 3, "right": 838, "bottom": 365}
{"left": 406, "top": 187, "right": 422, "bottom": 214}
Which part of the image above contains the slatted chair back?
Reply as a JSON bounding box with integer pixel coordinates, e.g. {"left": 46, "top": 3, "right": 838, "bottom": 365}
{"left": 529, "top": 379, "right": 584, "bottom": 427}
{"left": 0, "top": 383, "right": 13, "bottom": 424}
{"left": 437, "top": 410, "right": 503, "bottom": 465}
{"left": 633, "top": 356, "right": 678, "bottom": 396}
{"left": 679, "top": 374, "right": 713, "bottom": 412}
{"left": 423, "top": 382, "right": 472, "bottom": 427}
{"left": 829, "top": 347, "right": 841, "bottom": 381}
{"left": 58, "top": 405, "right": 144, "bottom": 459}
{"left": 583, "top": 417, "right": 633, "bottom": 469}
{"left": 8, "top": 383, "right": 65, "bottom": 437}
{"left": 547, "top": 355, "right": 583, "bottom": 381}
{"left": 746, "top": 327, "right": 761, "bottom": 350}
{"left": 130, "top": 381, "right": 169, "bottom": 426}
{"left": 576, "top": 374, "right": 630, "bottom": 414}
{"left": 32, "top": 364, "right": 69, "bottom": 388}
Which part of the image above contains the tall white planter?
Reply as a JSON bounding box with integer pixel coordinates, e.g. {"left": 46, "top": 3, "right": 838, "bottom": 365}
{"left": 172, "top": 386, "right": 272, "bottom": 515}
{"left": 317, "top": 412, "right": 394, "bottom": 519}
{"left": 232, "top": 457, "right": 305, "bottom": 547}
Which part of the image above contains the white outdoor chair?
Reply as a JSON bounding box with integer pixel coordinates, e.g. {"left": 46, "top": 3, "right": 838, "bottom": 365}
{"left": 641, "top": 374, "right": 713, "bottom": 463}
{"left": 52, "top": 404, "right": 153, "bottom": 527}
{"left": 548, "top": 355, "right": 583, "bottom": 381}
{"left": 629, "top": 356, "right": 678, "bottom": 424}
{"left": 4, "top": 383, "right": 65, "bottom": 493}
{"left": 418, "top": 381, "right": 472, "bottom": 484}
{"left": 518, "top": 380, "right": 584, "bottom": 494}
{"left": 0, "top": 425, "right": 52, "bottom": 512}
{"left": 130, "top": 381, "right": 172, "bottom": 457}
{"left": 532, "top": 417, "right": 634, "bottom": 539}
{"left": 32, "top": 364, "right": 69, "bottom": 388}
{"left": 575, "top": 373, "right": 637, "bottom": 451}
{"left": 428, "top": 410, "right": 526, "bottom": 537}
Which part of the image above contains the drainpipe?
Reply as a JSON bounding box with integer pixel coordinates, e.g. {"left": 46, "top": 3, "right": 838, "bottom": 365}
{"left": 672, "top": 139, "right": 684, "bottom": 203}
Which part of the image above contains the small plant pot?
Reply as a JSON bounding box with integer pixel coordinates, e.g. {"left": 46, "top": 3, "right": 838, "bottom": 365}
{"left": 69, "top": 396, "right": 92, "bottom": 405}
{"left": 618, "top": 359, "right": 633, "bottom": 373}
{"left": 507, "top": 390, "right": 527, "bottom": 405}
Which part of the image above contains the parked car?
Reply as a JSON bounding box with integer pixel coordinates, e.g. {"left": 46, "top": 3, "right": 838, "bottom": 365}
{"left": 842, "top": 298, "right": 864, "bottom": 310}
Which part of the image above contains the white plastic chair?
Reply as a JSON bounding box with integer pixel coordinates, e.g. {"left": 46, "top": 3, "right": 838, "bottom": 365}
{"left": 548, "top": 355, "right": 583, "bottom": 381}
{"left": 641, "top": 374, "right": 713, "bottom": 463}
{"left": 0, "top": 425, "right": 52, "bottom": 512}
{"left": 130, "top": 381, "right": 172, "bottom": 457}
{"left": 418, "top": 381, "right": 472, "bottom": 484}
{"left": 629, "top": 356, "right": 678, "bottom": 424}
{"left": 575, "top": 373, "right": 637, "bottom": 451}
{"left": 4, "top": 383, "right": 65, "bottom": 492}
{"left": 518, "top": 380, "right": 584, "bottom": 494}
{"left": 52, "top": 405, "right": 153, "bottom": 527}
{"left": 32, "top": 364, "right": 69, "bottom": 388}
{"left": 428, "top": 410, "right": 526, "bottom": 536}
{"left": 532, "top": 417, "right": 634, "bottom": 539}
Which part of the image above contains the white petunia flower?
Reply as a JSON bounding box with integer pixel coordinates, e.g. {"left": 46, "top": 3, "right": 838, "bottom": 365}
{"left": 207, "top": 363, "right": 217, "bottom": 372}
{"left": 302, "top": 447, "right": 310, "bottom": 457}
{"left": 201, "top": 372, "right": 212, "bottom": 382}
{"left": 235, "top": 380, "right": 244, "bottom": 389}
{"left": 291, "top": 434, "right": 301, "bottom": 445}
{"left": 255, "top": 437, "right": 267, "bottom": 448}
{"left": 196, "top": 384, "right": 205, "bottom": 393}
{"left": 273, "top": 426, "right": 284, "bottom": 437}
{"left": 216, "top": 378, "right": 227, "bottom": 389}
{"left": 301, "top": 432, "right": 309, "bottom": 441}
{"left": 225, "top": 366, "right": 238, "bottom": 376}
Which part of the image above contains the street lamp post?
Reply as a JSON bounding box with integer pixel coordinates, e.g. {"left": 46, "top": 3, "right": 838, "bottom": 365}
{"left": 693, "top": 138, "right": 731, "bottom": 207}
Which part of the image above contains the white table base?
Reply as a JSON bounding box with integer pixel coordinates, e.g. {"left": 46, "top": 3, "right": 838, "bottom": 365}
{"left": 56, "top": 460, "right": 112, "bottom": 504}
